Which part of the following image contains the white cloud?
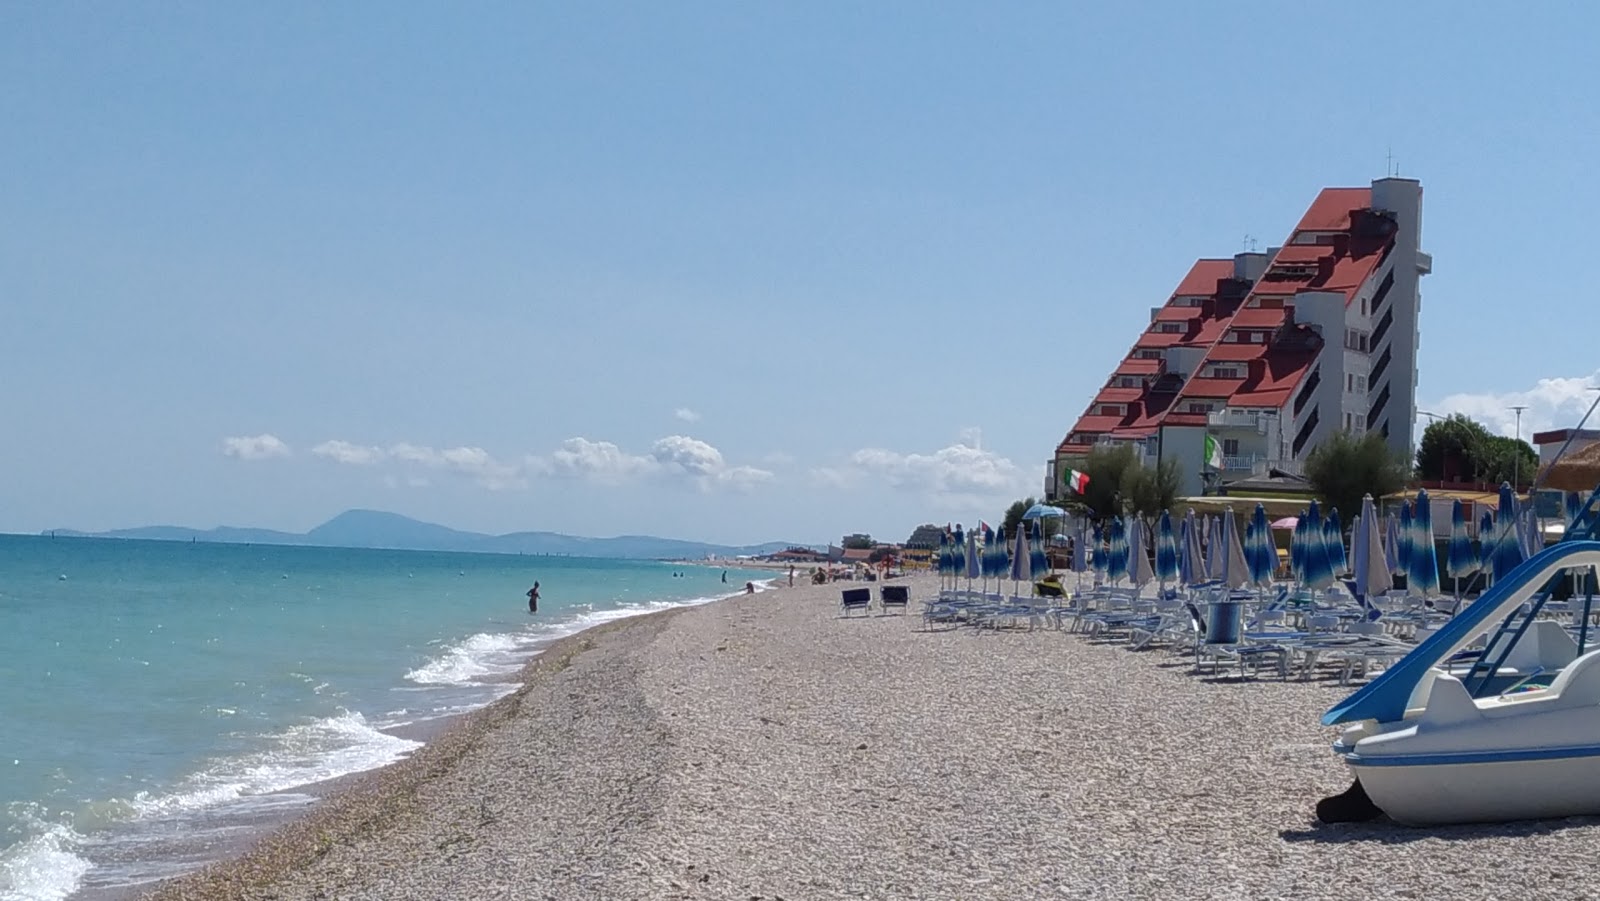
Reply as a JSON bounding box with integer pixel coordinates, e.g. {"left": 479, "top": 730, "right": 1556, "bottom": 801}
{"left": 542, "top": 437, "right": 657, "bottom": 484}
{"left": 1428, "top": 370, "right": 1600, "bottom": 439}
{"left": 762, "top": 451, "right": 796, "bottom": 466}
{"left": 311, "top": 440, "right": 385, "bottom": 465}
{"left": 813, "top": 439, "right": 1037, "bottom": 504}
{"left": 222, "top": 434, "right": 290, "bottom": 460}
{"left": 651, "top": 435, "right": 725, "bottom": 476}
{"left": 531, "top": 434, "right": 772, "bottom": 492}
{"left": 674, "top": 407, "right": 702, "bottom": 423}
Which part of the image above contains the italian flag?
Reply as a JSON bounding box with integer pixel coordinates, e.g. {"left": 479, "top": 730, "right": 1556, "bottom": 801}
{"left": 1066, "top": 469, "right": 1090, "bottom": 495}
{"left": 1205, "top": 435, "right": 1225, "bottom": 470}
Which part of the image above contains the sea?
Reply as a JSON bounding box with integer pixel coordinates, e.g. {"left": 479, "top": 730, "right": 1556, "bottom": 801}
{"left": 0, "top": 534, "right": 771, "bottom": 901}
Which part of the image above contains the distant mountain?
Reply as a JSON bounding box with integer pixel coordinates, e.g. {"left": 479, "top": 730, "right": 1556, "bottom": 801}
{"left": 45, "top": 509, "right": 809, "bottom": 560}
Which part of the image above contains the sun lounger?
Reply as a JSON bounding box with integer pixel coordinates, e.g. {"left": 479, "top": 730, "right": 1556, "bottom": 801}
{"left": 880, "top": 584, "right": 910, "bottom": 614}
{"left": 840, "top": 587, "right": 872, "bottom": 617}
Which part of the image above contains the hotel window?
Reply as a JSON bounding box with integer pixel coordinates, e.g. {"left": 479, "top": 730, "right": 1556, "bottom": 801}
{"left": 1156, "top": 322, "right": 1183, "bottom": 334}
{"left": 1250, "top": 331, "right": 1264, "bottom": 343}
{"left": 1222, "top": 438, "right": 1240, "bottom": 456}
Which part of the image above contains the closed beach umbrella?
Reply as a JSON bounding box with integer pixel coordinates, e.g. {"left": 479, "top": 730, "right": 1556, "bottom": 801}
{"left": 983, "top": 526, "right": 1008, "bottom": 585}
{"left": 936, "top": 532, "right": 950, "bottom": 589}
{"left": 1397, "top": 503, "right": 1414, "bottom": 581}
{"left": 1009, "top": 520, "right": 1033, "bottom": 594}
{"left": 1030, "top": 521, "right": 1051, "bottom": 578}
{"left": 1073, "top": 518, "right": 1089, "bottom": 573}
{"left": 1409, "top": 490, "right": 1440, "bottom": 598}
{"left": 1446, "top": 499, "right": 1478, "bottom": 600}
{"left": 1302, "top": 501, "right": 1334, "bottom": 591}
{"left": 964, "top": 530, "right": 981, "bottom": 588}
{"left": 1126, "top": 518, "right": 1148, "bottom": 589}
{"left": 1493, "top": 483, "right": 1526, "bottom": 581}
{"left": 1155, "top": 510, "right": 1179, "bottom": 590}
{"left": 1107, "top": 517, "right": 1130, "bottom": 585}
{"left": 1249, "top": 504, "right": 1275, "bottom": 588}
{"left": 1178, "top": 515, "right": 1197, "bottom": 586}
{"left": 1324, "top": 508, "right": 1348, "bottom": 576}
{"left": 1476, "top": 510, "right": 1496, "bottom": 583}
{"left": 1220, "top": 507, "right": 1249, "bottom": 590}
{"left": 1352, "top": 494, "right": 1392, "bottom": 605}
{"left": 1383, "top": 512, "right": 1401, "bottom": 575}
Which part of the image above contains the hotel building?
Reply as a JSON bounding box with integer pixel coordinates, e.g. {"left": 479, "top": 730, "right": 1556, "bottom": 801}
{"left": 1047, "top": 177, "right": 1431, "bottom": 503}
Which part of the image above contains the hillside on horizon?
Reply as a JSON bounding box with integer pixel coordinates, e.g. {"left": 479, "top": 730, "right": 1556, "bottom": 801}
{"left": 43, "top": 509, "right": 813, "bottom": 560}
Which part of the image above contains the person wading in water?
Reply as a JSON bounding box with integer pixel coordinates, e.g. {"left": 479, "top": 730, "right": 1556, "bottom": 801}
{"left": 526, "top": 581, "right": 540, "bottom": 614}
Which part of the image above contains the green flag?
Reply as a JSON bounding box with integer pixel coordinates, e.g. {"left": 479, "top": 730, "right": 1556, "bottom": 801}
{"left": 1205, "top": 435, "right": 1225, "bottom": 470}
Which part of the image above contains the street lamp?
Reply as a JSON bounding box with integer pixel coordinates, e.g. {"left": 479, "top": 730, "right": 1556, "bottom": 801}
{"left": 1511, "top": 405, "right": 1528, "bottom": 489}
{"left": 1417, "top": 409, "right": 1444, "bottom": 423}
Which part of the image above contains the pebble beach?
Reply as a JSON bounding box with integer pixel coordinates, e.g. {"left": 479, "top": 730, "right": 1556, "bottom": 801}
{"left": 138, "top": 574, "right": 1600, "bottom": 901}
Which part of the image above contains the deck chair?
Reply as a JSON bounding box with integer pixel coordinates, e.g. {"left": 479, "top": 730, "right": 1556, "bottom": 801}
{"left": 840, "top": 587, "right": 872, "bottom": 617}
{"left": 880, "top": 584, "right": 910, "bottom": 614}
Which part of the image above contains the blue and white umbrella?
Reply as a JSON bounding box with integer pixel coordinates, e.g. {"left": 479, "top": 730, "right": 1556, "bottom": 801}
{"left": 1023, "top": 503, "right": 1068, "bottom": 522}
{"left": 936, "top": 532, "right": 952, "bottom": 589}
{"left": 1107, "top": 516, "right": 1130, "bottom": 585}
{"left": 1324, "top": 508, "right": 1348, "bottom": 577}
{"left": 1352, "top": 494, "right": 1392, "bottom": 605}
{"left": 1178, "top": 514, "right": 1198, "bottom": 586}
{"left": 1155, "top": 510, "right": 1179, "bottom": 590}
{"left": 1446, "top": 499, "right": 1477, "bottom": 600}
{"left": 1248, "top": 503, "right": 1275, "bottom": 589}
{"left": 1409, "top": 490, "right": 1440, "bottom": 598}
{"left": 1397, "top": 503, "right": 1414, "bottom": 584}
{"left": 1476, "top": 510, "right": 1496, "bottom": 583}
{"left": 1029, "top": 521, "right": 1051, "bottom": 579}
{"left": 1009, "top": 521, "right": 1033, "bottom": 595}
{"left": 1301, "top": 500, "right": 1335, "bottom": 591}
{"left": 1493, "top": 483, "right": 1526, "bottom": 582}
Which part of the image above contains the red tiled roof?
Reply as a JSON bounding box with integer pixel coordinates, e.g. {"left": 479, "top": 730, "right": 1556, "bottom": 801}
{"left": 1182, "top": 377, "right": 1247, "bottom": 397}
{"left": 1173, "top": 259, "right": 1236, "bottom": 297}
{"left": 1095, "top": 388, "right": 1144, "bottom": 403}
{"left": 1230, "top": 308, "right": 1288, "bottom": 328}
{"left": 1073, "top": 415, "right": 1124, "bottom": 433}
{"left": 1135, "top": 331, "right": 1184, "bottom": 348}
{"left": 1205, "top": 343, "right": 1268, "bottom": 362}
{"left": 1115, "top": 359, "right": 1162, "bottom": 375}
{"left": 1152, "top": 306, "right": 1203, "bottom": 322}
{"left": 1295, "top": 188, "right": 1372, "bottom": 231}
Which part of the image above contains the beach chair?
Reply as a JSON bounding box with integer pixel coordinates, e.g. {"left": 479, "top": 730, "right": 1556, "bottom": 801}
{"left": 880, "top": 584, "right": 910, "bottom": 615}
{"left": 840, "top": 587, "right": 872, "bottom": 617}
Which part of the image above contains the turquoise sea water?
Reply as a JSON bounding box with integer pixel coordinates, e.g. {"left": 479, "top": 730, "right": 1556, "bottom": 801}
{"left": 0, "top": 535, "right": 769, "bottom": 901}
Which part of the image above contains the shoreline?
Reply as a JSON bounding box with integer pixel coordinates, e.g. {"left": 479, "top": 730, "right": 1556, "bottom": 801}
{"left": 133, "top": 596, "right": 704, "bottom": 901}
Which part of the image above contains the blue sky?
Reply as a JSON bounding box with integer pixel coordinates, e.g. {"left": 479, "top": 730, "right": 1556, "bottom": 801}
{"left": 3, "top": 3, "right": 1597, "bottom": 546}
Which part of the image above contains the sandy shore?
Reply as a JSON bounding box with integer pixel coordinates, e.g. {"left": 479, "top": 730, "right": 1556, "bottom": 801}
{"left": 140, "top": 575, "right": 1600, "bottom": 901}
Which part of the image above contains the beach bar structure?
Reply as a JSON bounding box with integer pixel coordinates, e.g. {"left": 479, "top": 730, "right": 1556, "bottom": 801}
{"left": 1047, "top": 177, "right": 1431, "bottom": 503}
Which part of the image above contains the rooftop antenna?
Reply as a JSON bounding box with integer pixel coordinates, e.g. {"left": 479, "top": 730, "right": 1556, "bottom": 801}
{"left": 1242, "top": 234, "right": 1258, "bottom": 253}
{"left": 1385, "top": 146, "right": 1394, "bottom": 177}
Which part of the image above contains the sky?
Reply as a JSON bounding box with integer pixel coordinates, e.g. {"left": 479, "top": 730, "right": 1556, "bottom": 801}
{"left": 3, "top": 3, "right": 1598, "bottom": 547}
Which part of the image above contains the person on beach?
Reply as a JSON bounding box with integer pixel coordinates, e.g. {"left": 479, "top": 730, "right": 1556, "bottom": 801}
{"left": 526, "top": 581, "right": 540, "bottom": 614}
{"left": 745, "top": 581, "right": 756, "bottom": 594}
{"left": 721, "top": 570, "right": 727, "bottom": 583}
{"left": 788, "top": 565, "right": 795, "bottom": 587}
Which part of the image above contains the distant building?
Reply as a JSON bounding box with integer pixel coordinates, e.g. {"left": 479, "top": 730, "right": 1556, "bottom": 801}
{"left": 768, "top": 547, "right": 827, "bottom": 563}
{"left": 1048, "top": 177, "right": 1431, "bottom": 502}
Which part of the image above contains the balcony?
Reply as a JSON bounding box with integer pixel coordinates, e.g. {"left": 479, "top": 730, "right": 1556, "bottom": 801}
{"left": 1221, "top": 455, "right": 1306, "bottom": 478}
{"left": 1208, "top": 409, "right": 1276, "bottom": 433}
